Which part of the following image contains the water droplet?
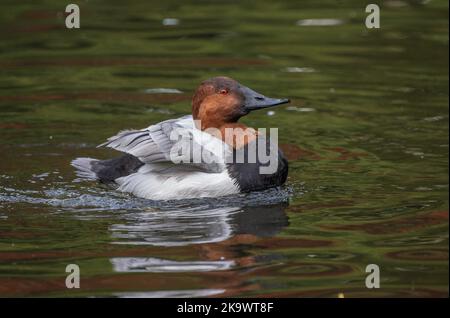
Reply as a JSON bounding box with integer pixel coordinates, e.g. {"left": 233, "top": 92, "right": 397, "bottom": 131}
{"left": 162, "top": 18, "right": 179, "bottom": 26}
{"left": 296, "top": 19, "right": 344, "bottom": 26}
{"left": 284, "top": 67, "right": 316, "bottom": 73}
{"left": 144, "top": 88, "right": 182, "bottom": 94}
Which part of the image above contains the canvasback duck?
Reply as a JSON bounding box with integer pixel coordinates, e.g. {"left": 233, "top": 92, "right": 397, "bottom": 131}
{"left": 72, "top": 76, "right": 290, "bottom": 200}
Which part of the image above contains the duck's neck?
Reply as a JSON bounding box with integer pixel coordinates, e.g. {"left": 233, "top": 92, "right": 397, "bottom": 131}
{"left": 195, "top": 120, "right": 258, "bottom": 149}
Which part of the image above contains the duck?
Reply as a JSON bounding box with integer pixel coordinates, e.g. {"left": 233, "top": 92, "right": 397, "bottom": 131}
{"left": 71, "top": 76, "right": 290, "bottom": 200}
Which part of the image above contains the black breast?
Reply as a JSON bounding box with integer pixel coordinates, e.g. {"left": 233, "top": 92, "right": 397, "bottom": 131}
{"left": 226, "top": 137, "right": 288, "bottom": 192}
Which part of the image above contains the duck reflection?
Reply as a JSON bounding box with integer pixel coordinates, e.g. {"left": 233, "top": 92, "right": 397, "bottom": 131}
{"left": 114, "top": 289, "right": 226, "bottom": 298}
{"left": 110, "top": 203, "right": 288, "bottom": 247}
{"left": 111, "top": 257, "right": 235, "bottom": 273}
{"left": 110, "top": 203, "right": 288, "bottom": 275}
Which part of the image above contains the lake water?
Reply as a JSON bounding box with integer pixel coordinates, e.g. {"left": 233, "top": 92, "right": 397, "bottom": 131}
{"left": 0, "top": 0, "right": 448, "bottom": 297}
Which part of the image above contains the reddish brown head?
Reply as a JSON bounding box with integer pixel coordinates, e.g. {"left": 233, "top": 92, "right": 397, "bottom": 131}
{"left": 192, "top": 76, "right": 289, "bottom": 131}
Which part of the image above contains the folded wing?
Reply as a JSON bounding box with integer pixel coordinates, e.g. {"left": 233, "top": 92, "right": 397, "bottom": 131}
{"left": 98, "top": 115, "right": 226, "bottom": 173}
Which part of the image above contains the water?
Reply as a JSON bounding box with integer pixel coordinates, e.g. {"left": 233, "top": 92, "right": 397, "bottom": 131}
{"left": 0, "top": 0, "right": 448, "bottom": 297}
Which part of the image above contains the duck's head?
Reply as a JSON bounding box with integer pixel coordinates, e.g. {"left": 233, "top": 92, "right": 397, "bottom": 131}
{"left": 192, "top": 76, "right": 290, "bottom": 130}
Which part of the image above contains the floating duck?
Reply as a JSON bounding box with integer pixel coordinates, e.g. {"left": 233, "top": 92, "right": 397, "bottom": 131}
{"left": 72, "top": 77, "right": 290, "bottom": 200}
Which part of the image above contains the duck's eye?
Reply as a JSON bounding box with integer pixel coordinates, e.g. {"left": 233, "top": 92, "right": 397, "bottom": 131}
{"left": 219, "top": 89, "right": 228, "bottom": 95}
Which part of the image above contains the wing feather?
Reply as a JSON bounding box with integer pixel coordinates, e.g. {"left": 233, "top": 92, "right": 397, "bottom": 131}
{"left": 97, "top": 115, "right": 226, "bottom": 172}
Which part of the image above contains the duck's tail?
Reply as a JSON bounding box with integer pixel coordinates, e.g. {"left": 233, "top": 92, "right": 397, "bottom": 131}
{"left": 71, "top": 154, "right": 144, "bottom": 183}
{"left": 71, "top": 157, "right": 100, "bottom": 180}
